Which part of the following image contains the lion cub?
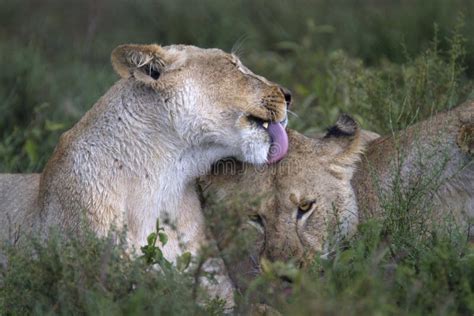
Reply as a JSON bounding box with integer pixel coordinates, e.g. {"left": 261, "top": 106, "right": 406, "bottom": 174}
{"left": 203, "top": 102, "right": 473, "bottom": 287}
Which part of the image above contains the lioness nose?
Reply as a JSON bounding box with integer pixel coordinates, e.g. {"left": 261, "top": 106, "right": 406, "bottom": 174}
{"left": 279, "top": 86, "right": 292, "bottom": 108}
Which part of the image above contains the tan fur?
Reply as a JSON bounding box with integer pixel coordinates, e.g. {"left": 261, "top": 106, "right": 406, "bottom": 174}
{"left": 353, "top": 101, "right": 474, "bottom": 233}
{"left": 202, "top": 115, "right": 372, "bottom": 278}
{"left": 203, "top": 102, "right": 474, "bottom": 283}
{"left": 0, "top": 44, "right": 290, "bottom": 306}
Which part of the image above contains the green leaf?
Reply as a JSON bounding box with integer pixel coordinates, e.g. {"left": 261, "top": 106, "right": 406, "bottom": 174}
{"left": 177, "top": 252, "right": 192, "bottom": 272}
{"left": 147, "top": 232, "right": 157, "bottom": 246}
{"left": 24, "top": 139, "right": 38, "bottom": 163}
{"left": 158, "top": 232, "right": 168, "bottom": 246}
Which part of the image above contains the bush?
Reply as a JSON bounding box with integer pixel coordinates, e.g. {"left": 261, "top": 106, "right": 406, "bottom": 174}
{"left": 0, "top": 223, "right": 225, "bottom": 315}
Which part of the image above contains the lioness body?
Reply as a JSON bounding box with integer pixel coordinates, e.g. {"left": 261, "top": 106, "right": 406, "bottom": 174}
{"left": 0, "top": 44, "right": 290, "bottom": 305}
{"left": 354, "top": 102, "right": 474, "bottom": 230}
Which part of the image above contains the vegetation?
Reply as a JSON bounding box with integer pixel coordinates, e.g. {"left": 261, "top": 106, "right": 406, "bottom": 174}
{"left": 1, "top": 0, "right": 473, "bottom": 315}
{"left": 0, "top": 224, "right": 220, "bottom": 315}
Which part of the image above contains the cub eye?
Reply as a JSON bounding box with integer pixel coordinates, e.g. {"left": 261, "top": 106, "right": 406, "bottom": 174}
{"left": 297, "top": 200, "right": 316, "bottom": 220}
{"left": 248, "top": 214, "right": 265, "bottom": 234}
{"left": 248, "top": 214, "right": 264, "bottom": 228}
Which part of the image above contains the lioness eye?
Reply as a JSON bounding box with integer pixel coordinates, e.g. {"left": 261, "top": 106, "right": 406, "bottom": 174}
{"left": 297, "top": 200, "right": 316, "bottom": 219}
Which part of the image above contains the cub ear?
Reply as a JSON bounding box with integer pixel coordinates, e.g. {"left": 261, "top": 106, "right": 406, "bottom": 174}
{"left": 324, "top": 114, "right": 374, "bottom": 168}
{"left": 111, "top": 44, "right": 169, "bottom": 82}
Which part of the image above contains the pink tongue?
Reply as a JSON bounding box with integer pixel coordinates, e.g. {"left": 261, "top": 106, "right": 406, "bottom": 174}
{"left": 267, "top": 122, "right": 289, "bottom": 164}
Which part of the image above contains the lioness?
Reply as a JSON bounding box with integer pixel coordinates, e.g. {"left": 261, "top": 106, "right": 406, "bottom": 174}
{"left": 0, "top": 44, "right": 291, "bottom": 304}
{"left": 203, "top": 101, "right": 473, "bottom": 287}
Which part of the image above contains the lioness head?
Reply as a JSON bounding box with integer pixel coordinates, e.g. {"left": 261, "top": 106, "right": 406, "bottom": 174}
{"left": 111, "top": 44, "right": 290, "bottom": 165}
{"left": 203, "top": 115, "right": 377, "bottom": 267}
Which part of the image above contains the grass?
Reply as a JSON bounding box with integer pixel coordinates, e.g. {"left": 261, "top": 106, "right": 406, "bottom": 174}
{"left": 1, "top": 0, "right": 474, "bottom": 315}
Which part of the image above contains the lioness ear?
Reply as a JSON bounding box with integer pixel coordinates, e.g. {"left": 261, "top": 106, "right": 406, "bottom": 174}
{"left": 324, "top": 114, "right": 370, "bottom": 169}
{"left": 111, "top": 44, "right": 169, "bottom": 82}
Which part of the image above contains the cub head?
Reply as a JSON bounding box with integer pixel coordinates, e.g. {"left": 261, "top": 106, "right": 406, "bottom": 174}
{"left": 202, "top": 115, "right": 378, "bottom": 269}
{"left": 111, "top": 44, "right": 290, "bottom": 164}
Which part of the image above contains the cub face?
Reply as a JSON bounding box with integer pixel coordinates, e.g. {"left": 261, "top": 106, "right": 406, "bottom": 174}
{"left": 112, "top": 44, "right": 291, "bottom": 165}
{"left": 203, "top": 116, "right": 376, "bottom": 268}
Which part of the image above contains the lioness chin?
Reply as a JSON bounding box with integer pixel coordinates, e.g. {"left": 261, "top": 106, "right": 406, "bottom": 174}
{"left": 0, "top": 44, "right": 291, "bottom": 306}
{"left": 203, "top": 101, "right": 473, "bottom": 291}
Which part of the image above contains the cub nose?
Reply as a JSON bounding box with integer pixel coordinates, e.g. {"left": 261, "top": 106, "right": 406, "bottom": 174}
{"left": 279, "top": 86, "right": 292, "bottom": 108}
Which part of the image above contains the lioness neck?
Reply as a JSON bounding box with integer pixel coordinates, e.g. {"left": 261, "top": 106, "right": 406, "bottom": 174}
{"left": 39, "top": 80, "right": 232, "bottom": 241}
